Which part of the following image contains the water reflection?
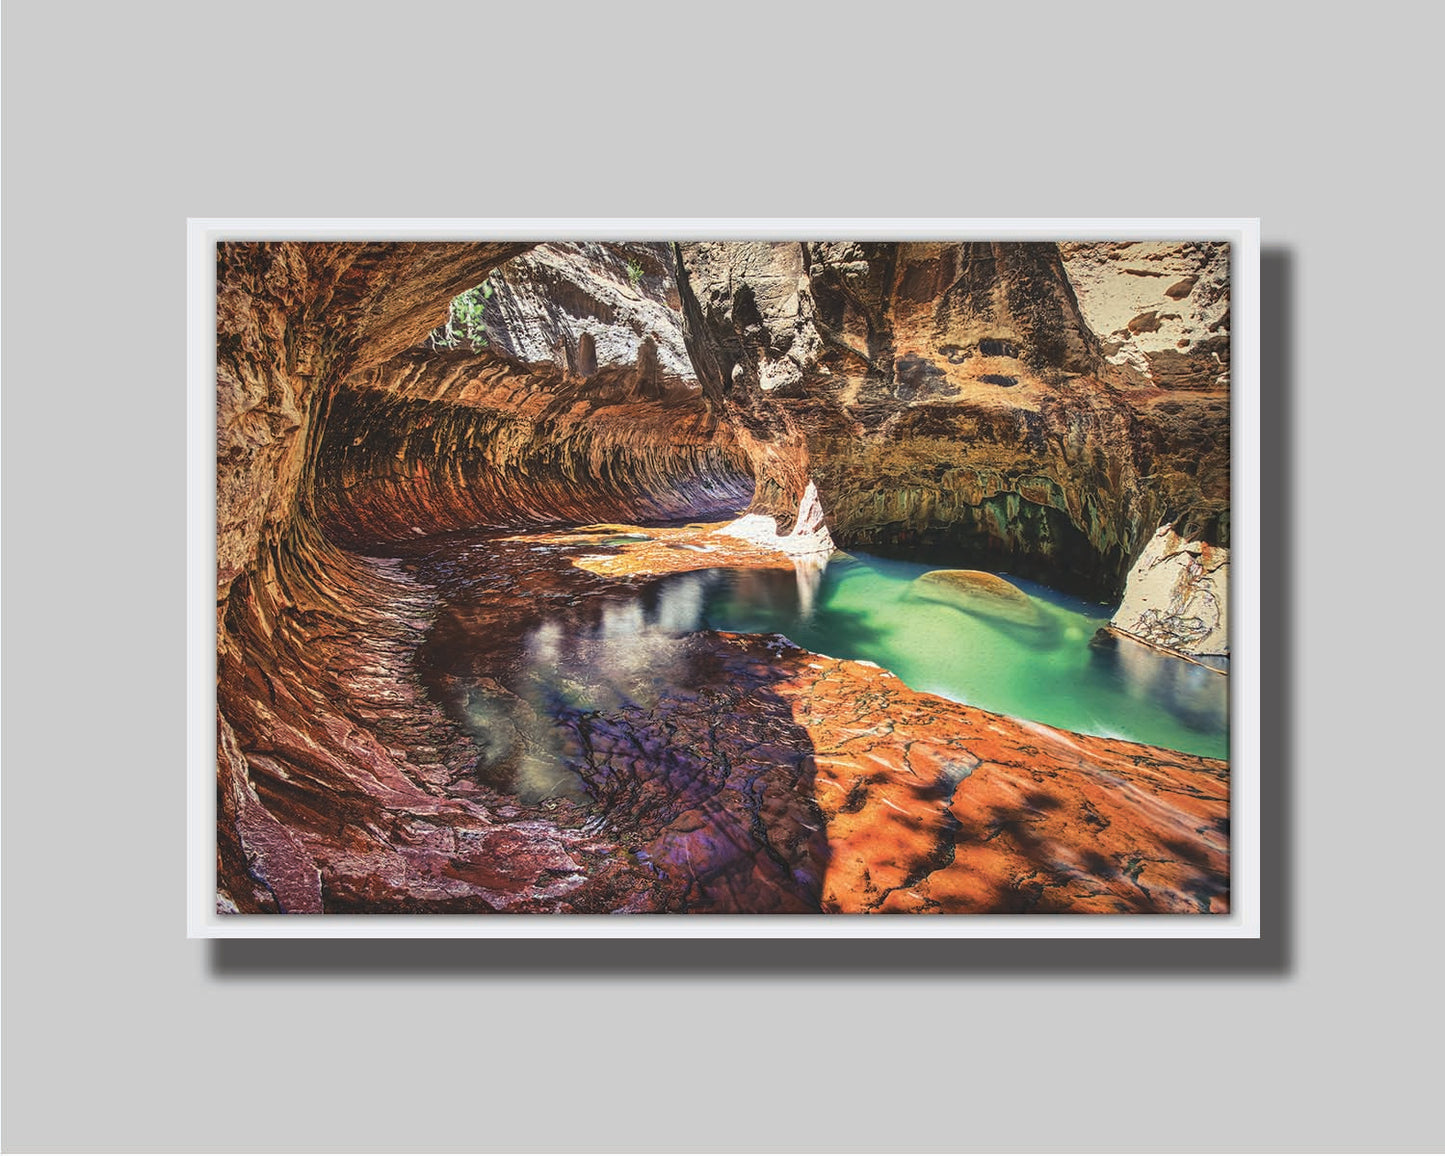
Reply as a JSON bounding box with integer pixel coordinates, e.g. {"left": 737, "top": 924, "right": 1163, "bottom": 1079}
{"left": 653, "top": 554, "right": 1227, "bottom": 759}
{"left": 522, "top": 572, "right": 717, "bottom": 715}
{"left": 1088, "top": 631, "right": 1229, "bottom": 737}
{"left": 438, "top": 550, "right": 1227, "bottom": 803}
{"left": 792, "top": 552, "right": 828, "bottom": 620}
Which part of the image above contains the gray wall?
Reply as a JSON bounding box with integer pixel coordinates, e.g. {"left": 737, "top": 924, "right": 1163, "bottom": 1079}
{"left": 4, "top": 2, "right": 1440, "bottom": 1151}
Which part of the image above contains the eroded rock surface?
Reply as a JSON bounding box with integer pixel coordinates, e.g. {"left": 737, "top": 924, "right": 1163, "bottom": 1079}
{"left": 1060, "top": 241, "right": 1231, "bottom": 390}
{"left": 408, "top": 525, "right": 1228, "bottom": 914}
{"left": 216, "top": 241, "right": 531, "bottom": 597}
{"left": 311, "top": 356, "right": 750, "bottom": 544}
{"left": 312, "top": 241, "right": 751, "bottom": 544}
{"left": 481, "top": 242, "right": 695, "bottom": 396}
{"left": 674, "top": 240, "right": 1230, "bottom": 598}
{"left": 798, "top": 653, "right": 1228, "bottom": 914}
{"left": 717, "top": 480, "right": 835, "bottom": 557}
{"left": 215, "top": 242, "right": 755, "bottom": 912}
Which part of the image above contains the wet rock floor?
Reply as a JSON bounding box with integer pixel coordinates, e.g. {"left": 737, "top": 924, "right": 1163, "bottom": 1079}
{"left": 361, "top": 520, "right": 1231, "bottom": 914}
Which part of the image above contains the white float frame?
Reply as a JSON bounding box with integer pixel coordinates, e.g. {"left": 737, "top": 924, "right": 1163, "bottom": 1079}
{"left": 188, "top": 218, "right": 1261, "bottom": 939}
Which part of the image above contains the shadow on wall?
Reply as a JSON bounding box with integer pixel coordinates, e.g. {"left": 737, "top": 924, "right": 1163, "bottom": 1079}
{"left": 310, "top": 383, "right": 754, "bottom": 546}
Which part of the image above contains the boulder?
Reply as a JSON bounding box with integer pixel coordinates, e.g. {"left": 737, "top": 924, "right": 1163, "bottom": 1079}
{"left": 1110, "top": 524, "right": 1229, "bottom": 656}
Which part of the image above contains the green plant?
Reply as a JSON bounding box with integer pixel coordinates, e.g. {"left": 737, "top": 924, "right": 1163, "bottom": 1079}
{"left": 625, "top": 258, "right": 645, "bottom": 287}
{"left": 429, "top": 280, "right": 494, "bottom": 351}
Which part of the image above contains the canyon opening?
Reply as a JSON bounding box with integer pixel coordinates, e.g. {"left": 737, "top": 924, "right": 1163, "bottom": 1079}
{"left": 214, "top": 238, "right": 1231, "bottom": 916}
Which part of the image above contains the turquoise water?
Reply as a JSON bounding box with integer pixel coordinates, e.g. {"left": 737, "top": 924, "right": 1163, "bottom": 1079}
{"left": 681, "top": 552, "right": 1228, "bottom": 759}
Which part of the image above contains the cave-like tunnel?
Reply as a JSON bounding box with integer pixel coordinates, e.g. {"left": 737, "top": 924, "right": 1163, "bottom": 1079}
{"left": 214, "top": 238, "right": 1232, "bottom": 916}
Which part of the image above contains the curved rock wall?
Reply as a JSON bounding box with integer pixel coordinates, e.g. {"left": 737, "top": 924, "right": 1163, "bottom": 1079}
{"left": 312, "top": 349, "right": 751, "bottom": 544}
{"left": 215, "top": 241, "right": 754, "bottom": 911}
{"left": 216, "top": 241, "right": 532, "bottom": 598}
{"left": 307, "top": 241, "right": 752, "bottom": 544}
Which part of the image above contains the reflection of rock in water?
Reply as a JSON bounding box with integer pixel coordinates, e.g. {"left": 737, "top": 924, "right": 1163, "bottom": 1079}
{"left": 792, "top": 552, "right": 828, "bottom": 620}
{"left": 712, "top": 567, "right": 802, "bottom": 622}
{"left": 456, "top": 678, "right": 589, "bottom": 804}
{"left": 490, "top": 573, "right": 730, "bottom": 801}
{"left": 1089, "top": 629, "right": 1227, "bottom": 735}
{"left": 456, "top": 560, "right": 1227, "bottom": 806}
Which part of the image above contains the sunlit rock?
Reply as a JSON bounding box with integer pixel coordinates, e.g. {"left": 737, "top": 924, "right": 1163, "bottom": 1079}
{"left": 716, "top": 480, "right": 834, "bottom": 557}
{"left": 1060, "top": 241, "right": 1231, "bottom": 390}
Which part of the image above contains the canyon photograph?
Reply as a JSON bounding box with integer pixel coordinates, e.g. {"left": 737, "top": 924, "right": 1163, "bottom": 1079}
{"left": 213, "top": 236, "right": 1233, "bottom": 917}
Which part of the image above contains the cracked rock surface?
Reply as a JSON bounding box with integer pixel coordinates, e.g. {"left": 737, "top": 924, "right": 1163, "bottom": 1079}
{"left": 1111, "top": 524, "right": 1230, "bottom": 656}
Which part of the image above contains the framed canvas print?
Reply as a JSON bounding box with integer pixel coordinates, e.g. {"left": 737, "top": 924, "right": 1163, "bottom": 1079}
{"left": 188, "top": 219, "right": 1260, "bottom": 937}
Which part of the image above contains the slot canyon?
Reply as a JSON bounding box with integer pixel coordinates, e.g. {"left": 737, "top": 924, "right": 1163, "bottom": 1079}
{"left": 214, "top": 237, "right": 1231, "bottom": 915}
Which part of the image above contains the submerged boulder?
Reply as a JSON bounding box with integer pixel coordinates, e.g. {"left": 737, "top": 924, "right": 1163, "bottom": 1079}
{"left": 909, "top": 569, "right": 1047, "bottom": 628}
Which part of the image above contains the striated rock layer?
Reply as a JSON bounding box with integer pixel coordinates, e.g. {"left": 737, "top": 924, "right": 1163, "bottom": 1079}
{"left": 215, "top": 241, "right": 757, "bottom": 912}
{"left": 216, "top": 241, "right": 534, "bottom": 911}
{"left": 304, "top": 240, "right": 755, "bottom": 545}
{"left": 216, "top": 241, "right": 533, "bottom": 597}
{"left": 312, "top": 353, "right": 751, "bottom": 544}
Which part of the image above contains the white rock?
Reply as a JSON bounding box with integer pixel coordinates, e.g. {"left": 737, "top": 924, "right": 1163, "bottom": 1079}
{"left": 1060, "top": 241, "right": 1231, "bottom": 387}
{"left": 1111, "top": 524, "right": 1229, "bottom": 656}
{"left": 716, "top": 480, "right": 835, "bottom": 557}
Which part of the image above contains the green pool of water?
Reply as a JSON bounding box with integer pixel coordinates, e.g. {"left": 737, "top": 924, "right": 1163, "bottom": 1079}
{"left": 683, "top": 552, "right": 1228, "bottom": 759}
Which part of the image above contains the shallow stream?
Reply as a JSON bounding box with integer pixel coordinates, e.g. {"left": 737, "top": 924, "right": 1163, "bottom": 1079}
{"left": 563, "top": 550, "right": 1228, "bottom": 760}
